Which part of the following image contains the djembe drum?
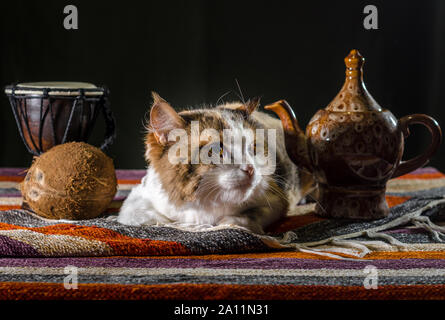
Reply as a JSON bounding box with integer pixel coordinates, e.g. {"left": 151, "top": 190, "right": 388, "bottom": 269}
{"left": 4, "top": 82, "right": 115, "bottom": 155}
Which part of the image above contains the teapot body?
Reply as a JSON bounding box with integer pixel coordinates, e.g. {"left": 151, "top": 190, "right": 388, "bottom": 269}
{"left": 266, "top": 49, "right": 442, "bottom": 220}
{"left": 307, "top": 109, "right": 404, "bottom": 187}
{"left": 306, "top": 108, "right": 403, "bottom": 218}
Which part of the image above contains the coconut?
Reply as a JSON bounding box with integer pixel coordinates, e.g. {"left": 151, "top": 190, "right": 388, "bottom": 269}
{"left": 21, "top": 142, "right": 117, "bottom": 220}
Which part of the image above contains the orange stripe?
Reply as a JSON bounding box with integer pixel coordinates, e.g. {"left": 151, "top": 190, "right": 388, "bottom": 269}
{"left": 395, "top": 172, "right": 445, "bottom": 180}
{"left": 0, "top": 205, "right": 21, "bottom": 211}
{"left": 386, "top": 195, "right": 411, "bottom": 208}
{"left": 117, "top": 179, "right": 140, "bottom": 185}
{"left": 0, "top": 282, "right": 444, "bottom": 300}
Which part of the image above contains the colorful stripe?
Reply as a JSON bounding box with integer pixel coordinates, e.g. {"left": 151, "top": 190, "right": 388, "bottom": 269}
{"left": 0, "top": 166, "right": 444, "bottom": 300}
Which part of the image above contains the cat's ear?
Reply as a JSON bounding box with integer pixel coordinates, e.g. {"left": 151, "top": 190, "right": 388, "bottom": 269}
{"left": 235, "top": 97, "right": 261, "bottom": 116}
{"left": 150, "top": 92, "right": 185, "bottom": 145}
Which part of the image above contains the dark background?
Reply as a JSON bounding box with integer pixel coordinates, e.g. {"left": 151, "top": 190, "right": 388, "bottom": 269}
{"left": 1, "top": 0, "right": 444, "bottom": 171}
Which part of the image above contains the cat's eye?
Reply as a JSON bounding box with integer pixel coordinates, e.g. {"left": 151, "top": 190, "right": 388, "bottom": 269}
{"left": 206, "top": 143, "right": 224, "bottom": 158}
{"left": 252, "top": 143, "right": 268, "bottom": 156}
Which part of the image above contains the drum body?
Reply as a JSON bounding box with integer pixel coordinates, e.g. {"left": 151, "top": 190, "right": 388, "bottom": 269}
{"left": 4, "top": 82, "right": 115, "bottom": 155}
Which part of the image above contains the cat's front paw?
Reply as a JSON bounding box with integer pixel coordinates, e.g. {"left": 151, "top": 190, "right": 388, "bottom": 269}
{"left": 117, "top": 210, "right": 155, "bottom": 226}
{"left": 218, "top": 216, "right": 265, "bottom": 234}
{"left": 117, "top": 202, "right": 161, "bottom": 226}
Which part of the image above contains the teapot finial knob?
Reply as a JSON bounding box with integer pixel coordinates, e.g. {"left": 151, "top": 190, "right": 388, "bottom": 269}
{"left": 345, "top": 49, "right": 365, "bottom": 79}
{"left": 345, "top": 49, "right": 364, "bottom": 69}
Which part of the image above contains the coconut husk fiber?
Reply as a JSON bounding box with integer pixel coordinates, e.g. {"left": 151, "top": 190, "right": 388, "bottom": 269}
{"left": 21, "top": 142, "right": 117, "bottom": 220}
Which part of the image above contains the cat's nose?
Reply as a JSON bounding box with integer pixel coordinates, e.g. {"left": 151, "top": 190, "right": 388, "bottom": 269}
{"left": 241, "top": 164, "right": 254, "bottom": 177}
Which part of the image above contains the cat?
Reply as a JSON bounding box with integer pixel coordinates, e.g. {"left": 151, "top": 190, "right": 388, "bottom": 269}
{"left": 117, "top": 92, "right": 308, "bottom": 234}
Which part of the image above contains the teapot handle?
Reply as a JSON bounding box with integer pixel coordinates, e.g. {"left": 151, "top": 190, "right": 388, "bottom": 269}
{"left": 391, "top": 114, "right": 442, "bottom": 178}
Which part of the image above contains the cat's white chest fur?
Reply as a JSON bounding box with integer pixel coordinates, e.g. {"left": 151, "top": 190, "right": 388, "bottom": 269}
{"left": 118, "top": 167, "right": 256, "bottom": 228}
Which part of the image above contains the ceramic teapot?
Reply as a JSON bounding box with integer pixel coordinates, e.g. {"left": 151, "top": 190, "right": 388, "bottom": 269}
{"left": 265, "top": 49, "right": 442, "bottom": 219}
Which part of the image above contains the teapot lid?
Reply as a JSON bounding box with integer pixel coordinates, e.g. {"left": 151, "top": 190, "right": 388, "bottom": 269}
{"left": 326, "top": 49, "right": 382, "bottom": 113}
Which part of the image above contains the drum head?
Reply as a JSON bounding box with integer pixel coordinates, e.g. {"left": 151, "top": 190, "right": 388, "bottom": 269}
{"left": 17, "top": 82, "right": 98, "bottom": 89}
{"left": 4, "top": 82, "right": 105, "bottom": 96}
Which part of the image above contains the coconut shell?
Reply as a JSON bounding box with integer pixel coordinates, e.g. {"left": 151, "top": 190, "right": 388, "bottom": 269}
{"left": 21, "top": 142, "right": 117, "bottom": 220}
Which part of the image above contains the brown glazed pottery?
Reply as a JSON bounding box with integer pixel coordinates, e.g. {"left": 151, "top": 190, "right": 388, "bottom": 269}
{"left": 266, "top": 49, "right": 442, "bottom": 220}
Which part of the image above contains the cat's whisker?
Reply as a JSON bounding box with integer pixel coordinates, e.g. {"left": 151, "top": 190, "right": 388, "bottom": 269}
{"left": 196, "top": 183, "right": 220, "bottom": 197}
{"left": 216, "top": 91, "right": 232, "bottom": 106}
{"left": 263, "top": 192, "right": 273, "bottom": 211}
{"left": 268, "top": 173, "right": 289, "bottom": 182}
{"left": 305, "top": 189, "right": 327, "bottom": 214}
{"left": 268, "top": 188, "right": 288, "bottom": 202}
{"left": 267, "top": 180, "right": 287, "bottom": 197}
{"left": 234, "top": 79, "right": 246, "bottom": 105}
{"left": 200, "top": 184, "right": 219, "bottom": 195}
{"left": 267, "top": 188, "right": 288, "bottom": 204}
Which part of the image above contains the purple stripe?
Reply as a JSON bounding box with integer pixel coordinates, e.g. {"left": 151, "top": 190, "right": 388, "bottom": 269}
{"left": 0, "top": 166, "right": 434, "bottom": 180}
{"left": 385, "top": 227, "right": 427, "bottom": 234}
{"left": 0, "top": 194, "right": 125, "bottom": 201}
{"left": 0, "top": 168, "right": 27, "bottom": 176}
{"left": 0, "top": 193, "right": 126, "bottom": 199}
{"left": 0, "top": 168, "right": 145, "bottom": 181}
{"left": 411, "top": 167, "right": 440, "bottom": 174}
{"left": 116, "top": 170, "right": 145, "bottom": 180}
{"left": 0, "top": 257, "right": 444, "bottom": 269}
{"left": 0, "top": 235, "right": 39, "bottom": 257}
{"left": 0, "top": 194, "right": 21, "bottom": 198}
{"left": 0, "top": 196, "right": 124, "bottom": 203}
{"left": 0, "top": 167, "right": 435, "bottom": 179}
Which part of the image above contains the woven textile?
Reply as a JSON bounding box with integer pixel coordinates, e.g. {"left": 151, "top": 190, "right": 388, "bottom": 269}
{"left": 0, "top": 167, "right": 444, "bottom": 299}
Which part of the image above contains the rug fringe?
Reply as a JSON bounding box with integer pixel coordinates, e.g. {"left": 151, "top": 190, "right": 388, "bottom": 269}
{"left": 411, "top": 215, "right": 445, "bottom": 242}
{"left": 266, "top": 198, "right": 445, "bottom": 260}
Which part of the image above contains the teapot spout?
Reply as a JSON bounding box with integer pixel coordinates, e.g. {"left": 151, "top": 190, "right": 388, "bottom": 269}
{"left": 265, "top": 100, "right": 312, "bottom": 172}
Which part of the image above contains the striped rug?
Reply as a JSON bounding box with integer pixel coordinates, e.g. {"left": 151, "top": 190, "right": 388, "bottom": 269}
{"left": 0, "top": 167, "right": 444, "bottom": 300}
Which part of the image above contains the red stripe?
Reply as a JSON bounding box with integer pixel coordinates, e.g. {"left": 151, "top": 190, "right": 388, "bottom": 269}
{"left": 0, "top": 176, "right": 24, "bottom": 182}
{"left": 0, "top": 282, "right": 444, "bottom": 300}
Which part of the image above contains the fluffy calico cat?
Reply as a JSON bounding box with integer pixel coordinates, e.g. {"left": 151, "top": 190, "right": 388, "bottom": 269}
{"left": 117, "top": 93, "right": 306, "bottom": 234}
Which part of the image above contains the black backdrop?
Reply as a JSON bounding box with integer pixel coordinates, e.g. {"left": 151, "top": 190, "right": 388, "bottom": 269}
{"left": 1, "top": 0, "right": 444, "bottom": 171}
